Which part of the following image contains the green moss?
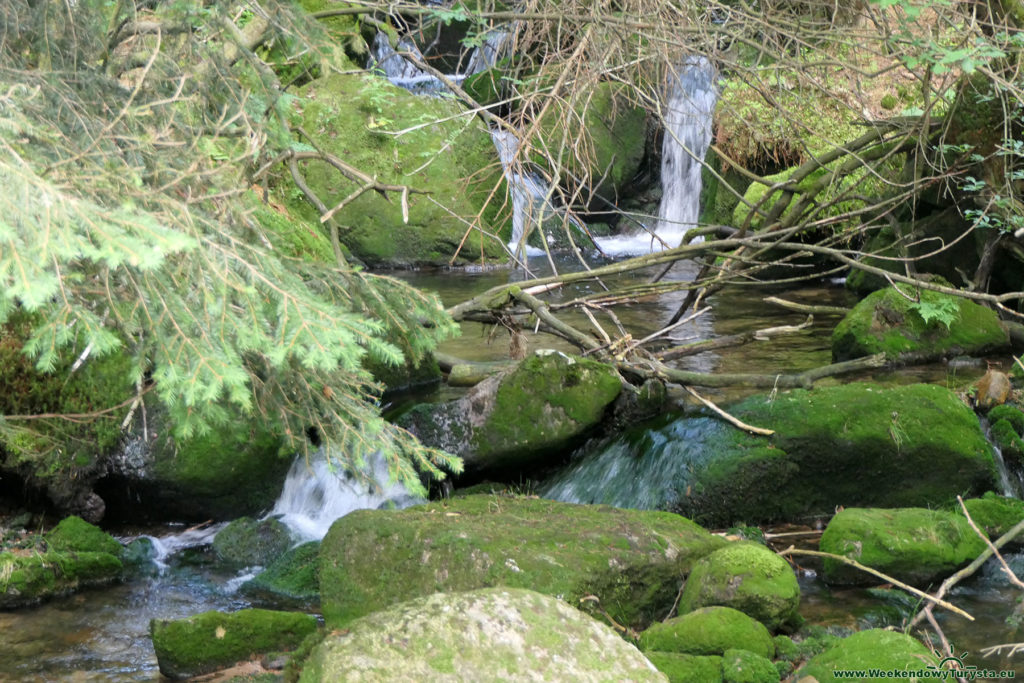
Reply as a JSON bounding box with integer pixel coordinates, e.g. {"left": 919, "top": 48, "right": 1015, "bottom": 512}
{"left": 318, "top": 494, "right": 726, "bottom": 628}
{"left": 722, "top": 649, "right": 780, "bottom": 683}
{"left": 45, "top": 516, "right": 122, "bottom": 556}
{"left": 958, "top": 492, "right": 1024, "bottom": 540}
{"left": 644, "top": 652, "right": 723, "bottom": 683}
{"left": 289, "top": 73, "right": 507, "bottom": 267}
{"left": 150, "top": 608, "right": 318, "bottom": 680}
{"left": 989, "top": 404, "right": 1024, "bottom": 432}
{"left": 638, "top": 606, "right": 774, "bottom": 658}
{"left": 243, "top": 541, "right": 320, "bottom": 607}
{"left": 213, "top": 517, "right": 293, "bottom": 567}
{"left": 680, "top": 383, "right": 997, "bottom": 527}
{"left": 880, "top": 94, "right": 898, "bottom": 110}
{"left": 0, "top": 548, "right": 122, "bottom": 608}
{"left": 249, "top": 198, "right": 334, "bottom": 263}
{"left": 772, "top": 635, "right": 798, "bottom": 661}
{"left": 832, "top": 286, "right": 1008, "bottom": 361}
{"left": 820, "top": 507, "right": 987, "bottom": 586}
{"left": 990, "top": 418, "right": 1024, "bottom": 462}
{"left": 797, "top": 629, "right": 937, "bottom": 681}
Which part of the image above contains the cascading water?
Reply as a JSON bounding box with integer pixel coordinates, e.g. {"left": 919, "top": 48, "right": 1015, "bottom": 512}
{"left": 268, "top": 450, "right": 423, "bottom": 541}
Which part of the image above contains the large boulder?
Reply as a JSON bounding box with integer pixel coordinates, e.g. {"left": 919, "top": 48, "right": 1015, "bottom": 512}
{"left": 212, "top": 516, "right": 293, "bottom": 567}
{"left": 0, "top": 516, "right": 124, "bottom": 609}
{"left": 796, "top": 629, "right": 938, "bottom": 681}
{"left": 150, "top": 608, "right": 318, "bottom": 680}
{"left": 677, "top": 543, "right": 800, "bottom": 631}
{"left": 318, "top": 495, "right": 726, "bottom": 628}
{"left": 677, "top": 383, "right": 997, "bottom": 527}
{"left": 290, "top": 73, "right": 507, "bottom": 267}
{"left": 638, "top": 606, "right": 775, "bottom": 659}
{"left": 241, "top": 541, "right": 321, "bottom": 607}
{"left": 400, "top": 350, "right": 622, "bottom": 474}
{"left": 298, "top": 587, "right": 666, "bottom": 682}
{"left": 832, "top": 285, "right": 1008, "bottom": 362}
{"left": 820, "top": 507, "right": 987, "bottom": 586}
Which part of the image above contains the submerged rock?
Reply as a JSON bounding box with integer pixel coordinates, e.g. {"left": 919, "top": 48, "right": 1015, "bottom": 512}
{"left": 318, "top": 494, "right": 725, "bottom": 628}
{"left": 796, "top": 629, "right": 937, "bottom": 681}
{"left": 212, "top": 516, "right": 293, "bottom": 568}
{"left": 832, "top": 285, "right": 1008, "bottom": 362}
{"left": 678, "top": 383, "right": 997, "bottom": 527}
{"left": 299, "top": 587, "right": 666, "bottom": 682}
{"left": 149, "top": 608, "right": 318, "bottom": 680}
{"left": 637, "top": 606, "right": 775, "bottom": 659}
{"left": 677, "top": 543, "right": 800, "bottom": 631}
{"left": 820, "top": 507, "right": 987, "bottom": 586}
{"left": 400, "top": 350, "right": 622, "bottom": 474}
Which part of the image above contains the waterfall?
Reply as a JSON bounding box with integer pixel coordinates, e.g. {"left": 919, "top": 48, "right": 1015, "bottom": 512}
{"left": 268, "top": 451, "right": 423, "bottom": 542}
{"left": 653, "top": 57, "right": 717, "bottom": 247}
{"left": 491, "top": 128, "right": 561, "bottom": 259}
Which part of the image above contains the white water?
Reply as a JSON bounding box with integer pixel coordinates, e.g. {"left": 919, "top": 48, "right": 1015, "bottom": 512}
{"left": 268, "top": 451, "right": 423, "bottom": 542}
{"left": 144, "top": 523, "right": 226, "bottom": 571}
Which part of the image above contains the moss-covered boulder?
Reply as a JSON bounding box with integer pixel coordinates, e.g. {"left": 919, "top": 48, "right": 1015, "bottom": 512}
{"left": 820, "top": 507, "right": 987, "bottom": 586}
{"left": 300, "top": 587, "right": 666, "bottom": 682}
{"left": 722, "top": 649, "right": 780, "bottom": 683}
{"left": 212, "top": 517, "right": 293, "bottom": 568}
{"left": 638, "top": 606, "right": 775, "bottom": 658}
{"left": 796, "top": 629, "right": 938, "bottom": 681}
{"left": 290, "top": 73, "right": 507, "bottom": 267}
{"left": 242, "top": 541, "right": 320, "bottom": 607}
{"left": 150, "top": 608, "right": 317, "bottom": 680}
{"left": 676, "top": 543, "right": 799, "bottom": 631}
{"left": 103, "top": 405, "right": 292, "bottom": 522}
{"left": 988, "top": 404, "right": 1024, "bottom": 465}
{"left": 959, "top": 492, "right": 1024, "bottom": 541}
{"left": 400, "top": 350, "right": 622, "bottom": 473}
{"left": 678, "top": 383, "right": 997, "bottom": 527}
{"left": 644, "top": 652, "right": 723, "bottom": 683}
{"left": 318, "top": 494, "right": 726, "bottom": 628}
{"left": 832, "top": 286, "right": 1008, "bottom": 362}
{"left": 0, "top": 516, "right": 124, "bottom": 608}
{"left": 535, "top": 82, "right": 648, "bottom": 203}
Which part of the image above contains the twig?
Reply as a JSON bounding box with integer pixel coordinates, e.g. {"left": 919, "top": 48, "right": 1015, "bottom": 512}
{"left": 780, "top": 547, "right": 974, "bottom": 620}
{"left": 957, "top": 495, "right": 1024, "bottom": 589}
{"left": 763, "top": 296, "right": 850, "bottom": 315}
{"left": 684, "top": 386, "right": 775, "bottom": 435}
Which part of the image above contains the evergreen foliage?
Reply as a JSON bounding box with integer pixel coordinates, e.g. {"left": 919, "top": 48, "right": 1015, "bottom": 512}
{"left": 0, "top": 0, "right": 461, "bottom": 494}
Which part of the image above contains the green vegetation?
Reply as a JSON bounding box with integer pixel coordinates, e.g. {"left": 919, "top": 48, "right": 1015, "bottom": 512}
{"left": 638, "top": 606, "right": 775, "bottom": 659}
{"left": 242, "top": 542, "right": 321, "bottom": 607}
{"left": 644, "top": 652, "right": 723, "bottom": 683}
{"left": 958, "top": 492, "right": 1024, "bottom": 541}
{"left": 797, "top": 630, "right": 937, "bottom": 681}
{"left": 722, "top": 649, "right": 781, "bottom": 683}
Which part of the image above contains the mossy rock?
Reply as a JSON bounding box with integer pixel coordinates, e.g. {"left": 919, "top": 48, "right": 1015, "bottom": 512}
{"left": 300, "top": 587, "right": 666, "bottom": 682}
{"left": 959, "top": 492, "right": 1024, "bottom": 541}
{"left": 638, "top": 606, "right": 774, "bottom": 659}
{"left": 678, "top": 383, "right": 997, "bottom": 527}
{"left": 290, "top": 73, "right": 507, "bottom": 267}
{"left": 213, "top": 517, "right": 293, "bottom": 568}
{"left": 150, "top": 608, "right": 318, "bottom": 680}
{"left": 400, "top": 350, "right": 623, "bottom": 473}
{"left": 45, "top": 516, "right": 123, "bottom": 556}
{"left": 820, "top": 507, "right": 987, "bottom": 586}
{"left": 242, "top": 541, "right": 320, "bottom": 607}
{"left": 644, "top": 652, "right": 723, "bottom": 683}
{"left": 318, "top": 495, "right": 726, "bottom": 628}
{"left": 722, "top": 649, "right": 780, "bottom": 683}
{"left": 796, "top": 629, "right": 937, "bottom": 681}
{"left": 677, "top": 543, "right": 799, "bottom": 631}
{"left": 832, "top": 286, "right": 1008, "bottom": 362}
{"left": 0, "top": 312, "right": 135, "bottom": 518}
{"left": 988, "top": 404, "right": 1024, "bottom": 464}
{"left": 0, "top": 549, "right": 123, "bottom": 608}
{"left": 534, "top": 82, "right": 648, "bottom": 203}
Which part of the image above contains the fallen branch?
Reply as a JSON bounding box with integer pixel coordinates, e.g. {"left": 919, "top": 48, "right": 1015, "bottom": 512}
{"left": 780, "top": 547, "right": 974, "bottom": 621}
{"left": 763, "top": 296, "right": 850, "bottom": 316}
{"left": 957, "top": 495, "right": 1024, "bottom": 590}
{"left": 684, "top": 386, "right": 774, "bottom": 435}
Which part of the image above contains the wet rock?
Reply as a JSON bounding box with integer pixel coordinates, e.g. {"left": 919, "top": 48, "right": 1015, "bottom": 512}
{"left": 212, "top": 517, "right": 293, "bottom": 568}
{"left": 299, "top": 587, "right": 666, "bottom": 682}
{"left": 638, "top": 606, "right": 775, "bottom": 658}
{"left": 796, "top": 629, "right": 937, "bottom": 681}
{"left": 975, "top": 369, "right": 1012, "bottom": 409}
{"left": 832, "top": 285, "right": 1008, "bottom": 362}
{"left": 318, "top": 495, "right": 725, "bottom": 628}
{"left": 988, "top": 403, "right": 1024, "bottom": 465}
{"left": 242, "top": 541, "right": 320, "bottom": 607}
{"left": 150, "top": 608, "right": 317, "bottom": 680}
{"left": 677, "top": 543, "right": 800, "bottom": 631}
{"left": 678, "top": 383, "right": 997, "bottom": 527}
{"left": 400, "top": 350, "right": 622, "bottom": 475}
{"left": 820, "top": 507, "right": 987, "bottom": 586}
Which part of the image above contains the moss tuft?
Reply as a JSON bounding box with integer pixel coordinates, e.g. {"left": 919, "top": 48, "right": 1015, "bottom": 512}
{"left": 45, "top": 516, "right": 122, "bottom": 556}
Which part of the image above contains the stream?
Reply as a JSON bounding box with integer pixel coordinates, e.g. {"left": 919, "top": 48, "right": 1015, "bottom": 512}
{"left": 1, "top": 259, "right": 1021, "bottom": 680}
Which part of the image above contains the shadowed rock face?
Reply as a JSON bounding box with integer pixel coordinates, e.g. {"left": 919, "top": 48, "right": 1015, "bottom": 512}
{"left": 300, "top": 587, "right": 667, "bottom": 682}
